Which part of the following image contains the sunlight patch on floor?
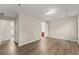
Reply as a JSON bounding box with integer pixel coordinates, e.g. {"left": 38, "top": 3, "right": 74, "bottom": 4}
{"left": 7, "top": 40, "right": 17, "bottom": 54}
{"left": 39, "top": 37, "right": 47, "bottom": 54}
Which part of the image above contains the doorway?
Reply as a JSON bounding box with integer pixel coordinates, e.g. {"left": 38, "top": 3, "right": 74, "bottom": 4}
{"left": 41, "top": 22, "right": 48, "bottom": 38}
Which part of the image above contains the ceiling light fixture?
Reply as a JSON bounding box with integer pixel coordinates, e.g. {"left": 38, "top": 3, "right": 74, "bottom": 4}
{"left": 45, "top": 9, "right": 55, "bottom": 15}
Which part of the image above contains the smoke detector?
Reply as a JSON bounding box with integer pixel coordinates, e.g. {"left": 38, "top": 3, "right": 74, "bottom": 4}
{"left": 0, "top": 13, "right": 4, "bottom": 15}
{"left": 18, "top": 4, "right": 21, "bottom": 6}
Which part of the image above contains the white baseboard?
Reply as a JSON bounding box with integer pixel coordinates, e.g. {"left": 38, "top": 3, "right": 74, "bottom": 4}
{"left": 19, "top": 39, "right": 40, "bottom": 46}
{"left": 0, "top": 39, "right": 10, "bottom": 42}
{"left": 78, "top": 41, "right": 79, "bottom": 45}
{"left": 47, "top": 36, "right": 78, "bottom": 42}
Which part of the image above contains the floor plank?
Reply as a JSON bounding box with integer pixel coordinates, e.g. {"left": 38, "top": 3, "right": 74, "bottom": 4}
{"left": 0, "top": 37, "right": 79, "bottom": 55}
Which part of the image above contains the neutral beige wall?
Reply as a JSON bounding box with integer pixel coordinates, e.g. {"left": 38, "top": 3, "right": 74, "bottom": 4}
{"left": 48, "top": 15, "right": 78, "bottom": 41}
{"left": 78, "top": 16, "right": 79, "bottom": 44}
{"left": 0, "top": 19, "right": 11, "bottom": 41}
{"left": 19, "top": 13, "right": 42, "bottom": 46}
{"left": 0, "top": 15, "right": 16, "bottom": 42}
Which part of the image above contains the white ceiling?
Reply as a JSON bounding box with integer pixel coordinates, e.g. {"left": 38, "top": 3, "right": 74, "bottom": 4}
{"left": 0, "top": 4, "right": 18, "bottom": 17}
{"left": 0, "top": 4, "right": 79, "bottom": 21}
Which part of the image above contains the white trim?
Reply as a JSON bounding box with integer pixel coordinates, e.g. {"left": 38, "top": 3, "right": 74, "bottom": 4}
{"left": 78, "top": 39, "right": 79, "bottom": 45}
{"left": 47, "top": 36, "right": 78, "bottom": 42}
{"left": 0, "top": 39, "right": 10, "bottom": 45}
{"left": 0, "top": 39, "right": 10, "bottom": 42}
{"left": 19, "top": 39, "right": 40, "bottom": 46}
{"left": 78, "top": 42, "right": 79, "bottom": 45}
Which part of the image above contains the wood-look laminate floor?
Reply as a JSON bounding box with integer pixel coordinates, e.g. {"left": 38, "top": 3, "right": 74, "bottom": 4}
{"left": 0, "top": 37, "right": 79, "bottom": 55}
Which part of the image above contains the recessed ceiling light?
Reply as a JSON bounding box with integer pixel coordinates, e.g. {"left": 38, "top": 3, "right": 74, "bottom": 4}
{"left": 45, "top": 9, "right": 55, "bottom": 15}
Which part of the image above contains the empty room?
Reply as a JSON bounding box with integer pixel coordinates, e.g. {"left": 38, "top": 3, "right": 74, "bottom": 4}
{"left": 0, "top": 4, "right": 79, "bottom": 55}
